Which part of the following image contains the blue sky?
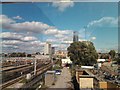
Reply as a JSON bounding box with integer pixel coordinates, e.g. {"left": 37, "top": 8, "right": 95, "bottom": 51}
{"left": 1, "top": 2, "right": 118, "bottom": 53}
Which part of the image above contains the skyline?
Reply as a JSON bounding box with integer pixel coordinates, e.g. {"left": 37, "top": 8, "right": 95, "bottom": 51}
{"left": 0, "top": 2, "right": 118, "bottom": 53}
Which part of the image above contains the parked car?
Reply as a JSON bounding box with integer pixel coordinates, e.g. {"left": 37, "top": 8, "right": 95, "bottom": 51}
{"left": 55, "top": 70, "right": 61, "bottom": 75}
{"left": 115, "top": 80, "right": 120, "bottom": 84}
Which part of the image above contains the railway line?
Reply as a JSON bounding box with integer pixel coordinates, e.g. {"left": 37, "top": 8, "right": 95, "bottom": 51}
{"left": 20, "top": 63, "right": 52, "bottom": 89}
{"left": 1, "top": 63, "right": 51, "bottom": 89}
{"left": 2, "top": 64, "right": 31, "bottom": 72}
{"left": 2, "top": 62, "right": 47, "bottom": 83}
{"left": 1, "top": 59, "right": 59, "bottom": 89}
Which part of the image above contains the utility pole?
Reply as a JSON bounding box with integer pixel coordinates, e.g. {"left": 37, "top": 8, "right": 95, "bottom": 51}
{"left": 26, "top": 53, "right": 27, "bottom": 65}
{"left": 34, "top": 58, "right": 37, "bottom": 75}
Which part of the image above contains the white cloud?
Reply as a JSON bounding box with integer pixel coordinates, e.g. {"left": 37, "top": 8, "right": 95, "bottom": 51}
{"left": 0, "top": 15, "right": 51, "bottom": 33}
{"left": 52, "top": 0, "right": 74, "bottom": 12}
{"left": 9, "top": 21, "right": 50, "bottom": 33}
{"left": 13, "top": 16, "right": 23, "bottom": 20}
{"left": 87, "top": 17, "right": 118, "bottom": 28}
{"left": 1, "top": 14, "right": 72, "bottom": 38}
{"left": 21, "top": 36, "right": 37, "bottom": 41}
{"left": 79, "top": 39, "right": 87, "bottom": 42}
{"left": 80, "top": 17, "right": 118, "bottom": 39}
{"left": 0, "top": 32, "right": 23, "bottom": 40}
{"left": 2, "top": 40, "right": 22, "bottom": 45}
{"left": 0, "top": 15, "right": 15, "bottom": 24}
{"left": 1, "top": 14, "right": 75, "bottom": 53}
{"left": 1, "top": 31, "right": 45, "bottom": 53}
{"left": 30, "top": 40, "right": 45, "bottom": 46}
{"left": 44, "top": 28, "right": 58, "bottom": 35}
{"left": 46, "top": 38, "right": 58, "bottom": 43}
{"left": 1, "top": 14, "right": 118, "bottom": 53}
{"left": 61, "top": 40, "right": 73, "bottom": 44}
{"left": 0, "top": 32, "right": 37, "bottom": 41}
{"left": 91, "top": 37, "right": 96, "bottom": 40}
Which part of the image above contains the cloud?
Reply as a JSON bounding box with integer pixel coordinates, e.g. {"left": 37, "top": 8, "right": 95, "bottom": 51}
{"left": 80, "top": 17, "right": 118, "bottom": 39}
{"left": 1, "top": 14, "right": 74, "bottom": 49}
{"left": 61, "top": 40, "right": 73, "bottom": 44}
{"left": 1, "top": 14, "right": 72, "bottom": 37}
{"left": 87, "top": 17, "right": 118, "bottom": 28}
{"left": 1, "top": 14, "right": 75, "bottom": 53}
{"left": 1, "top": 31, "right": 46, "bottom": 53}
{"left": 44, "top": 28, "right": 58, "bottom": 35}
{"left": 1, "top": 14, "right": 118, "bottom": 53}
{"left": 46, "top": 38, "right": 58, "bottom": 43}
{"left": 13, "top": 16, "right": 23, "bottom": 20}
{"left": 0, "top": 15, "right": 15, "bottom": 24}
{"left": 52, "top": 0, "right": 74, "bottom": 12}
{"left": 91, "top": 37, "right": 96, "bottom": 40}
{"left": 21, "top": 36, "right": 37, "bottom": 41}
{"left": 0, "top": 32, "right": 23, "bottom": 40}
{"left": 1, "top": 15, "right": 51, "bottom": 33}
{"left": 6, "top": 21, "right": 50, "bottom": 33}
{"left": 0, "top": 32, "right": 38, "bottom": 41}
{"left": 2, "top": 40, "right": 22, "bottom": 45}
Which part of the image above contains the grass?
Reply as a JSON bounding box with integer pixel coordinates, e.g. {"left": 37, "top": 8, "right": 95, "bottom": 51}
{"left": 19, "top": 78, "right": 27, "bottom": 83}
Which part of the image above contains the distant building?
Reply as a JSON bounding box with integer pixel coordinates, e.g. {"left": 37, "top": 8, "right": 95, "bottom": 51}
{"left": 55, "top": 50, "right": 67, "bottom": 58}
{"left": 73, "top": 31, "right": 78, "bottom": 42}
{"left": 97, "top": 59, "right": 106, "bottom": 62}
{"left": 44, "top": 42, "right": 51, "bottom": 55}
{"left": 81, "top": 66, "right": 94, "bottom": 69}
{"left": 51, "top": 47, "right": 55, "bottom": 55}
{"left": 61, "top": 57, "right": 72, "bottom": 67}
{"left": 35, "top": 55, "right": 50, "bottom": 61}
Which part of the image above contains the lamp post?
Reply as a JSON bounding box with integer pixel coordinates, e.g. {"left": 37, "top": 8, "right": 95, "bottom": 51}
{"left": 26, "top": 53, "right": 27, "bottom": 65}
{"left": 34, "top": 58, "right": 37, "bottom": 75}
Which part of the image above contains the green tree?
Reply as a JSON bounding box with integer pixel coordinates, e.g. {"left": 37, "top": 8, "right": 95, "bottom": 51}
{"left": 109, "top": 50, "right": 116, "bottom": 59}
{"left": 114, "top": 53, "right": 120, "bottom": 65}
{"left": 117, "top": 58, "right": 120, "bottom": 64}
{"left": 100, "top": 53, "right": 109, "bottom": 59}
{"left": 67, "top": 41, "right": 98, "bottom": 66}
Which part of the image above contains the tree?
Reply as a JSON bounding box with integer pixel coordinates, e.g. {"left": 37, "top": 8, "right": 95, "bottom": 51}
{"left": 109, "top": 50, "right": 116, "bottom": 59}
{"left": 100, "top": 53, "right": 109, "bottom": 59}
{"left": 114, "top": 53, "right": 120, "bottom": 65}
{"left": 67, "top": 41, "right": 98, "bottom": 66}
{"left": 27, "top": 54, "right": 32, "bottom": 57}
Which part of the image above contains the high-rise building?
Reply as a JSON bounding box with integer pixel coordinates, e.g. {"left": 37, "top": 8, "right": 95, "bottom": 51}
{"left": 44, "top": 42, "right": 51, "bottom": 55}
{"left": 73, "top": 31, "right": 78, "bottom": 42}
{"left": 51, "top": 47, "right": 55, "bottom": 55}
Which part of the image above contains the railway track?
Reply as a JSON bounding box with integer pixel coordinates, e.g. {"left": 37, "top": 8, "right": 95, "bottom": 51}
{"left": 2, "top": 64, "right": 31, "bottom": 72}
{"left": 20, "top": 60, "right": 59, "bottom": 89}
{"left": 1, "top": 59, "right": 59, "bottom": 89}
{"left": 0, "top": 75, "right": 25, "bottom": 89}
{"left": 20, "top": 63, "right": 52, "bottom": 89}
{"left": 1, "top": 63, "right": 52, "bottom": 89}
{"left": 2, "top": 62, "right": 46, "bottom": 83}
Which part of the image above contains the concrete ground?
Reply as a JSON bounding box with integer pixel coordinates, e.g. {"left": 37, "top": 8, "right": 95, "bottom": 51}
{"left": 49, "top": 67, "right": 72, "bottom": 89}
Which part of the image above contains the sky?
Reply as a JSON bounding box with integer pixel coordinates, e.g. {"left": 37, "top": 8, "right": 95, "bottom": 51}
{"left": 1, "top": 0, "right": 120, "bottom": 2}
{"left": 0, "top": 1, "right": 119, "bottom": 53}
